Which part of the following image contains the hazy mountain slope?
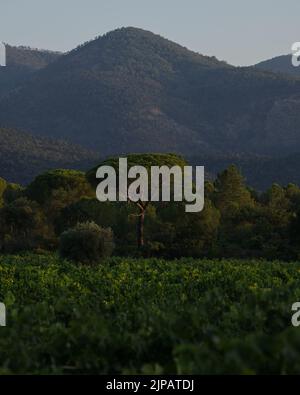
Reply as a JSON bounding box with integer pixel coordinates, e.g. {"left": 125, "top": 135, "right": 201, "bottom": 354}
{"left": 189, "top": 153, "right": 300, "bottom": 190}
{"left": 0, "top": 128, "right": 99, "bottom": 185}
{"left": 5, "top": 45, "right": 62, "bottom": 70}
{"left": 255, "top": 54, "right": 300, "bottom": 77}
{"left": 1, "top": 28, "right": 300, "bottom": 158}
{"left": 0, "top": 28, "right": 227, "bottom": 155}
{"left": 0, "top": 45, "right": 62, "bottom": 98}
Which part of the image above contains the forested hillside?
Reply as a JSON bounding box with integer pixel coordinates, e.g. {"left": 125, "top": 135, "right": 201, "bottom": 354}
{"left": 0, "top": 45, "right": 62, "bottom": 98}
{"left": 5, "top": 45, "right": 62, "bottom": 70}
{"left": 0, "top": 128, "right": 99, "bottom": 184}
{"left": 1, "top": 28, "right": 300, "bottom": 158}
{"left": 2, "top": 28, "right": 300, "bottom": 187}
{"left": 255, "top": 54, "right": 300, "bottom": 77}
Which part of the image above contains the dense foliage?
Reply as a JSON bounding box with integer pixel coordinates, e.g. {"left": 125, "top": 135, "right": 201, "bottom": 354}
{"left": 0, "top": 254, "right": 299, "bottom": 374}
{"left": 0, "top": 158, "right": 299, "bottom": 374}
{"left": 1, "top": 162, "right": 300, "bottom": 260}
{"left": 0, "top": 128, "right": 99, "bottom": 185}
{"left": 87, "top": 153, "right": 188, "bottom": 247}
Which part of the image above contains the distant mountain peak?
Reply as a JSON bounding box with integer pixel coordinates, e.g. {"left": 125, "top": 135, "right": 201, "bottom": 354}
{"left": 1, "top": 28, "right": 300, "bottom": 164}
{"left": 66, "top": 27, "right": 228, "bottom": 70}
{"left": 254, "top": 54, "right": 300, "bottom": 77}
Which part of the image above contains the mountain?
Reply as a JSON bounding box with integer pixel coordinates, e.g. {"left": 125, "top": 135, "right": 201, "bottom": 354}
{"left": 1, "top": 28, "right": 300, "bottom": 187}
{"left": 0, "top": 28, "right": 227, "bottom": 155}
{"left": 2, "top": 27, "right": 300, "bottom": 158}
{"left": 255, "top": 54, "right": 300, "bottom": 77}
{"left": 0, "top": 128, "right": 99, "bottom": 185}
{"left": 0, "top": 45, "right": 62, "bottom": 98}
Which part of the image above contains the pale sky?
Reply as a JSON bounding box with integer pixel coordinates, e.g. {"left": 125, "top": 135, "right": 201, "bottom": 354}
{"left": 0, "top": 0, "right": 299, "bottom": 66}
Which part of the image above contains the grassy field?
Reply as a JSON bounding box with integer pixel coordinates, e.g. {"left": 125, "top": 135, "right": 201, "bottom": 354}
{"left": 0, "top": 253, "right": 300, "bottom": 374}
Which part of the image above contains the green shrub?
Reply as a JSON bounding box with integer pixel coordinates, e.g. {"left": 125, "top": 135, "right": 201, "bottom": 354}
{"left": 59, "top": 222, "right": 114, "bottom": 264}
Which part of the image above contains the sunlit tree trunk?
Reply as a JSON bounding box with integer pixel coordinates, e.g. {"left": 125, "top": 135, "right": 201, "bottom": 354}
{"left": 137, "top": 202, "right": 147, "bottom": 248}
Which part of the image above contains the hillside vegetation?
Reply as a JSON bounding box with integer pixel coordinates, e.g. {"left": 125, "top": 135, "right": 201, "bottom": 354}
{"left": 255, "top": 54, "right": 300, "bottom": 77}
{"left": 5, "top": 45, "right": 62, "bottom": 70}
{"left": 0, "top": 128, "right": 99, "bottom": 184}
{"left": 0, "top": 45, "right": 62, "bottom": 98}
{"left": 1, "top": 28, "right": 300, "bottom": 158}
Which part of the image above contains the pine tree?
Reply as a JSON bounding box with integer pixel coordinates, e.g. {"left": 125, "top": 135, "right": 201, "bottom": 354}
{"left": 214, "top": 165, "right": 253, "bottom": 213}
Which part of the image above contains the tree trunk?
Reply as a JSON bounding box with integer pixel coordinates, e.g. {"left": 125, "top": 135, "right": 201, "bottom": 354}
{"left": 137, "top": 209, "right": 145, "bottom": 248}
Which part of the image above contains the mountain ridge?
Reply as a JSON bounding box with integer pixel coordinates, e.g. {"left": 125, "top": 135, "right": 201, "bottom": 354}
{"left": 255, "top": 54, "right": 300, "bottom": 77}
{"left": 2, "top": 28, "right": 300, "bottom": 188}
{"left": 0, "top": 27, "right": 235, "bottom": 156}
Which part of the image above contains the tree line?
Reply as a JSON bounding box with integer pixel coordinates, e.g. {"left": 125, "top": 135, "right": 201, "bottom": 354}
{"left": 0, "top": 154, "right": 300, "bottom": 262}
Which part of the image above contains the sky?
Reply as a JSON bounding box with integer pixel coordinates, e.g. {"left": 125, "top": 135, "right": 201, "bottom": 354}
{"left": 0, "top": 0, "right": 299, "bottom": 66}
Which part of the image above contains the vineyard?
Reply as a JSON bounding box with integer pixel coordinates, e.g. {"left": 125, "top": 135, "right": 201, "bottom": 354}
{"left": 0, "top": 253, "right": 300, "bottom": 374}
